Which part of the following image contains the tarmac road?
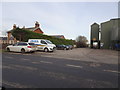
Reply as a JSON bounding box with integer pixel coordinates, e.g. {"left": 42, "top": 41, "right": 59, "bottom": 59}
{"left": 2, "top": 52, "right": 119, "bottom": 88}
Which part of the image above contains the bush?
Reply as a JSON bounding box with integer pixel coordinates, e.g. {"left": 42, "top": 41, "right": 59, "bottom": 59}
{"left": 11, "top": 28, "right": 74, "bottom": 45}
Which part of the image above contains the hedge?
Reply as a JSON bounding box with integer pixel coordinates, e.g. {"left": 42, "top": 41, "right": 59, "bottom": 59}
{"left": 11, "top": 28, "right": 74, "bottom": 45}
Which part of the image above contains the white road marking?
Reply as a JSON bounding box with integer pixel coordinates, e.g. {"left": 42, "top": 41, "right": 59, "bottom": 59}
{"left": 3, "top": 65, "right": 37, "bottom": 71}
{"left": 31, "top": 62, "right": 39, "bottom": 64}
{"left": 5, "top": 56, "right": 13, "bottom": 59}
{"left": 2, "top": 80, "right": 31, "bottom": 88}
{"left": 66, "top": 64, "right": 83, "bottom": 68}
{"left": 21, "top": 58, "right": 30, "bottom": 61}
{"left": 103, "top": 70, "right": 120, "bottom": 73}
{"left": 40, "top": 61, "right": 53, "bottom": 64}
{"left": 31, "top": 61, "right": 53, "bottom": 64}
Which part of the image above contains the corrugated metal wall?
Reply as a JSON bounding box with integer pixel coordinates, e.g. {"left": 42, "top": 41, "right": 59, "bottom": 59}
{"left": 101, "top": 21, "right": 112, "bottom": 49}
{"left": 94, "top": 18, "right": 120, "bottom": 49}
{"left": 91, "top": 23, "right": 99, "bottom": 41}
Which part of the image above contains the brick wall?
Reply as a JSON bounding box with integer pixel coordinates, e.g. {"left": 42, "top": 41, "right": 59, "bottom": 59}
{"left": 34, "top": 28, "right": 43, "bottom": 34}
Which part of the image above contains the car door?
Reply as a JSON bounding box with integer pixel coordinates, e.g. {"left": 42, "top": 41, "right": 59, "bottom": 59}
{"left": 17, "top": 43, "right": 24, "bottom": 52}
{"left": 40, "top": 40, "right": 47, "bottom": 50}
{"left": 10, "top": 43, "right": 19, "bottom": 52}
{"left": 17, "top": 43, "right": 28, "bottom": 52}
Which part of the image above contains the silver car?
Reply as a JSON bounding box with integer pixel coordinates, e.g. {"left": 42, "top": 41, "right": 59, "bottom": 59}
{"left": 6, "top": 42, "right": 37, "bottom": 53}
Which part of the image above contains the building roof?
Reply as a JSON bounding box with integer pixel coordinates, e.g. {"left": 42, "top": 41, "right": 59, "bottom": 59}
{"left": 26, "top": 27, "right": 39, "bottom": 31}
{"left": 50, "top": 35, "right": 65, "bottom": 39}
{"left": 7, "top": 26, "right": 44, "bottom": 33}
{"left": 101, "top": 18, "right": 120, "bottom": 25}
{"left": 110, "top": 18, "right": 120, "bottom": 21}
{"left": 7, "top": 21, "right": 44, "bottom": 33}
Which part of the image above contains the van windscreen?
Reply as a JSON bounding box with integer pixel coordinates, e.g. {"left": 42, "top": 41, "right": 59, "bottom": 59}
{"left": 46, "top": 40, "right": 53, "bottom": 44}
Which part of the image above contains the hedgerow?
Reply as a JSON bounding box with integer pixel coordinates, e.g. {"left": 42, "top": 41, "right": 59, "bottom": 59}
{"left": 11, "top": 28, "right": 74, "bottom": 45}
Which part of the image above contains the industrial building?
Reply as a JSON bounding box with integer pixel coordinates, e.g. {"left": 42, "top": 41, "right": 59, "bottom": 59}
{"left": 90, "top": 18, "right": 120, "bottom": 50}
{"left": 90, "top": 23, "right": 100, "bottom": 49}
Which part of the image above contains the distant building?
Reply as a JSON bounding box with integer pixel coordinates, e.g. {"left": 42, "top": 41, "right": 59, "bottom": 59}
{"left": 50, "top": 35, "right": 65, "bottom": 39}
{"left": 0, "top": 36, "right": 16, "bottom": 44}
{"left": 0, "top": 37, "right": 7, "bottom": 44}
{"left": 7, "top": 21, "right": 44, "bottom": 43}
{"left": 101, "top": 18, "right": 120, "bottom": 49}
{"left": 6, "top": 21, "right": 66, "bottom": 44}
{"left": 90, "top": 18, "right": 120, "bottom": 49}
{"left": 90, "top": 23, "right": 100, "bottom": 49}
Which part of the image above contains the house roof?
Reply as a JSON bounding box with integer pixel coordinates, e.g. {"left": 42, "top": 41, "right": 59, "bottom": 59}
{"left": 7, "top": 27, "right": 44, "bottom": 33}
{"left": 26, "top": 27, "right": 39, "bottom": 31}
{"left": 50, "top": 35, "right": 65, "bottom": 39}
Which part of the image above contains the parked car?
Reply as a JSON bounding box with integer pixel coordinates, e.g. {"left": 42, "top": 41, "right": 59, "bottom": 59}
{"left": 28, "top": 39, "right": 56, "bottom": 52}
{"left": 67, "top": 45, "right": 73, "bottom": 50}
{"left": 115, "top": 43, "right": 120, "bottom": 51}
{"left": 56, "top": 45, "right": 69, "bottom": 50}
{"left": 6, "top": 42, "right": 37, "bottom": 53}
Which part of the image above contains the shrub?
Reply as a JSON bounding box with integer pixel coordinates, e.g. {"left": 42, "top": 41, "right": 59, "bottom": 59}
{"left": 11, "top": 28, "right": 74, "bottom": 45}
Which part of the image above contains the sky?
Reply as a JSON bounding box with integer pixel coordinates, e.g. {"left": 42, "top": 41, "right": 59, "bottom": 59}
{"left": 0, "top": 0, "right": 119, "bottom": 42}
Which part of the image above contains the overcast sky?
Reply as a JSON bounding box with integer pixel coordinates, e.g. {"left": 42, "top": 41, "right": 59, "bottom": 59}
{"left": 0, "top": 0, "right": 119, "bottom": 42}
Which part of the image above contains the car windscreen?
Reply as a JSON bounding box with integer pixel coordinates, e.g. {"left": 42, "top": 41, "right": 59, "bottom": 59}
{"left": 45, "top": 40, "right": 53, "bottom": 44}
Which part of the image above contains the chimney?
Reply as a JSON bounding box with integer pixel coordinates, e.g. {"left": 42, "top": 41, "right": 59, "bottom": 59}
{"left": 35, "top": 21, "right": 40, "bottom": 28}
{"left": 13, "top": 24, "right": 16, "bottom": 29}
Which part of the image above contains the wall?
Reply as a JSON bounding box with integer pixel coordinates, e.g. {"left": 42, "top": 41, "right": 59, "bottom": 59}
{"left": 34, "top": 28, "right": 43, "bottom": 34}
{"left": 91, "top": 23, "right": 99, "bottom": 41}
{"left": 101, "top": 21, "right": 112, "bottom": 49}
{"left": 90, "top": 23, "right": 100, "bottom": 48}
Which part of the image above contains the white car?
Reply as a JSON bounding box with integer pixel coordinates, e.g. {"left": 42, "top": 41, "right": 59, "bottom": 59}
{"left": 28, "top": 39, "right": 56, "bottom": 52}
{"left": 6, "top": 42, "right": 37, "bottom": 53}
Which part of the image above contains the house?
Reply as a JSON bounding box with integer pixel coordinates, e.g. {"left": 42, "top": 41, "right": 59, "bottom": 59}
{"left": 7, "top": 21, "right": 44, "bottom": 43}
{"left": 50, "top": 35, "right": 65, "bottom": 39}
{"left": 0, "top": 36, "right": 17, "bottom": 44}
{"left": 0, "top": 37, "right": 7, "bottom": 44}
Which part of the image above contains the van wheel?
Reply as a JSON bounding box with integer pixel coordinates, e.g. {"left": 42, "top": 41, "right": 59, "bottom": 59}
{"left": 7, "top": 48, "right": 10, "bottom": 52}
{"left": 52, "top": 47, "right": 56, "bottom": 52}
{"left": 21, "top": 49, "right": 25, "bottom": 54}
{"left": 44, "top": 48, "right": 49, "bottom": 52}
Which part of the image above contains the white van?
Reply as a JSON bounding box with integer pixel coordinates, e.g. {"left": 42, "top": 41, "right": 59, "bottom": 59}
{"left": 28, "top": 39, "right": 56, "bottom": 52}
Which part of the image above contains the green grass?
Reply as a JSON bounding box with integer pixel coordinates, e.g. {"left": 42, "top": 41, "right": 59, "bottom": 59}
{"left": 0, "top": 49, "right": 6, "bottom": 53}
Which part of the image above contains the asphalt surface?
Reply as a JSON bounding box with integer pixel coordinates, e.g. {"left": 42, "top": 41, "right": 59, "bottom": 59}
{"left": 2, "top": 52, "right": 119, "bottom": 88}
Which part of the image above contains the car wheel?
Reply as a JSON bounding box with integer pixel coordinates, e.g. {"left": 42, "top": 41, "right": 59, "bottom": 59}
{"left": 64, "top": 48, "right": 66, "bottom": 50}
{"left": 21, "top": 49, "right": 25, "bottom": 54}
{"left": 7, "top": 48, "right": 10, "bottom": 52}
{"left": 44, "top": 48, "right": 49, "bottom": 52}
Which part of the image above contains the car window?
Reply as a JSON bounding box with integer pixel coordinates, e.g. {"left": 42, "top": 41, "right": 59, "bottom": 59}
{"left": 28, "top": 43, "right": 35, "bottom": 45}
{"left": 45, "top": 40, "right": 53, "bottom": 44}
{"left": 13, "top": 43, "right": 18, "bottom": 46}
{"left": 41, "top": 40, "right": 47, "bottom": 44}
{"left": 18, "top": 43, "right": 28, "bottom": 46}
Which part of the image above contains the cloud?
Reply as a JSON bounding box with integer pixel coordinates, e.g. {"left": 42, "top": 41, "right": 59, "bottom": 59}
{"left": 2, "top": 2, "right": 118, "bottom": 41}
{"left": 2, "top": 2, "right": 81, "bottom": 39}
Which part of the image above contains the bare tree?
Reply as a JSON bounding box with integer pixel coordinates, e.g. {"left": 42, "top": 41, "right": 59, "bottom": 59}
{"left": 76, "top": 35, "right": 88, "bottom": 48}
